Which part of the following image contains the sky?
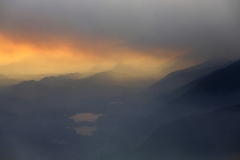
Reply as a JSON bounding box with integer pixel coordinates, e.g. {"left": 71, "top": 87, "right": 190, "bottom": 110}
{"left": 0, "top": 0, "right": 239, "bottom": 75}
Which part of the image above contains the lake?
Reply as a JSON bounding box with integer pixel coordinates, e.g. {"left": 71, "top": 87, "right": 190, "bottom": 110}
{"left": 69, "top": 113, "right": 102, "bottom": 122}
{"left": 69, "top": 113, "right": 102, "bottom": 136}
{"left": 73, "top": 126, "right": 97, "bottom": 136}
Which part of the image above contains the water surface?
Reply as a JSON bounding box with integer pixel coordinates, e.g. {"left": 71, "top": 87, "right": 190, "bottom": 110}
{"left": 73, "top": 126, "right": 97, "bottom": 136}
{"left": 69, "top": 113, "right": 102, "bottom": 122}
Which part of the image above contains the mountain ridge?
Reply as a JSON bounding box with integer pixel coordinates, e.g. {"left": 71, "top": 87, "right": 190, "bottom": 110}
{"left": 139, "top": 57, "right": 231, "bottom": 102}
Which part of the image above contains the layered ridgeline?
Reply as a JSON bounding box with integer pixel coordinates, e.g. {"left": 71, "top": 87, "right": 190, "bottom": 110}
{"left": 1, "top": 59, "right": 240, "bottom": 160}
{"left": 0, "top": 71, "right": 154, "bottom": 113}
{"left": 139, "top": 57, "right": 230, "bottom": 102}
{"left": 121, "top": 60, "right": 240, "bottom": 159}
{"left": 94, "top": 58, "right": 239, "bottom": 160}
{"left": 0, "top": 72, "right": 85, "bottom": 90}
{"left": 0, "top": 70, "right": 156, "bottom": 160}
{"left": 133, "top": 60, "right": 240, "bottom": 137}
{"left": 153, "top": 50, "right": 230, "bottom": 77}
{"left": 130, "top": 58, "right": 232, "bottom": 124}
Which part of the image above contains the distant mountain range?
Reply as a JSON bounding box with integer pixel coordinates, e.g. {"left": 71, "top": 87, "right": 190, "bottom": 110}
{"left": 155, "top": 50, "right": 227, "bottom": 77}
{"left": 0, "top": 72, "right": 85, "bottom": 88}
{"left": 133, "top": 60, "right": 240, "bottom": 138}
{"left": 93, "top": 58, "right": 240, "bottom": 160}
{"left": 39, "top": 72, "right": 85, "bottom": 87}
{"left": 0, "top": 71, "right": 154, "bottom": 113}
{"left": 1, "top": 57, "right": 240, "bottom": 160}
{"left": 140, "top": 57, "right": 230, "bottom": 101}
{"left": 57, "top": 72, "right": 85, "bottom": 79}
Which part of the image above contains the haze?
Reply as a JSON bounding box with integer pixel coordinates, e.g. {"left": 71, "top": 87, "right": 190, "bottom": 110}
{"left": 0, "top": 0, "right": 239, "bottom": 75}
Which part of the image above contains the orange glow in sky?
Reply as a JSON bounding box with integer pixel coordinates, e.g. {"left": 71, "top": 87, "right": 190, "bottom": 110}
{"left": 0, "top": 32, "right": 189, "bottom": 75}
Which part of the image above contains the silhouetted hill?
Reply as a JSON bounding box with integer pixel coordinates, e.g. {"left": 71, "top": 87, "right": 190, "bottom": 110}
{"left": 2, "top": 80, "right": 50, "bottom": 99}
{"left": 39, "top": 73, "right": 85, "bottom": 87}
{"left": 140, "top": 57, "right": 230, "bottom": 101}
{"left": 77, "top": 70, "right": 154, "bottom": 88}
{"left": 39, "top": 76, "right": 76, "bottom": 87}
{"left": 1, "top": 71, "right": 143, "bottom": 112}
{"left": 2, "top": 71, "right": 135, "bottom": 99}
{"left": 129, "top": 104, "right": 240, "bottom": 160}
{"left": 156, "top": 50, "right": 227, "bottom": 77}
{"left": 79, "top": 71, "right": 121, "bottom": 86}
{"left": 132, "top": 60, "right": 240, "bottom": 141}
{"left": 58, "top": 72, "right": 85, "bottom": 79}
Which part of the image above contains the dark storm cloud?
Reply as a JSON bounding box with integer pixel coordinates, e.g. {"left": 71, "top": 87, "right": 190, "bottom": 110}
{"left": 1, "top": 0, "right": 239, "bottom": 58}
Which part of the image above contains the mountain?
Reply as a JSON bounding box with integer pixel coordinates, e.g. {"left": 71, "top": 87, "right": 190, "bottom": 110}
{"left": 140, "top": 57, "right": 230, "bottom": 101}
{"left": 0, "top": 71, "right": 143, "bottom": 113}
{"left": 131, "top": 60, "right": 240, "bottom": 140}
{"left": 39, "top": 73, "right": 85, "bottom": 87}
{"left": 2, "top": 71, "right": 120, "bottom": 99}
{"left": 2, "top": 80, "right": 50, "bottom": 99}
{"left": 10, "top": 73, "right": 60, "bottom": 81}
{"left": 79, "top": 71, "right": 121, "bottom": 86}
{"left": 57, "top": 72, "right": 85, "bottom": 79}
{"left": 39, "top": 76, "right": 76, "bottom": 87}
{"left": 129, "top": 104, "right": 240, "bottom": 160}
{"left": 0, "top": 71, "right": 152, "bottom": 160}
{"left": 155, "top": 50, "right": 226, "bottom": 77}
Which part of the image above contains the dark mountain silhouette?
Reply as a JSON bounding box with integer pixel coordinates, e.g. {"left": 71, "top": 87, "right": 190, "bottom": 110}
{"left": 140, "top": 57, "right": 230, "bottom": 101}
{"left": 1, "top": 72, "right": 119, "bottom": 100}
{"left": 83, "top": 71, "right": 156, "bottom": 90}
{"left": 57, "top": 72, "right": 85, "bottom": 79}
{"left": 2, "top": 80, "right": 50, "bottom": 99}
{"left": 79, "top": 71, "right": 121, "bottom": 86}
{"left": 156, "top": 50, "right": 227, "bottom": 77}
{"left": 39, "top": 73, "right": 85, "bottom": 87}
{"left": 0, "top": 71, "right": 143, "bottom": 113}
{"left": 131, "top": 60, "right": 240, "bottom": 141}
{"left": 128, "top": 104, "right": 240, "bottom": 160}
{"left": 2, "top": 59, "right": 240, "bottom": 160}
{"left": 156, "top": 56, "right": 199, "bottom": 77}
{"left": 39, "top": 76, "right": 76, "bottom": 87}
{"left": 12, "top": 73, "right": 60, "bottom": 81}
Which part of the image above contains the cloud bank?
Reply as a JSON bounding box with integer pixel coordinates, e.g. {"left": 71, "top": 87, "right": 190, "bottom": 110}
{"left": 0, "top": 0, "right": 239, "bottom": 73}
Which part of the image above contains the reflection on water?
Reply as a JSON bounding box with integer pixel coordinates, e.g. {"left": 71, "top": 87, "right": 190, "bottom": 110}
{"left": 69, "top": 113, "right": 102, "bottom": 136}
{"left": 69, "top": 113, "right": 102, "bottom": 122}
{"left": 73, "top": 126, "right": 97, "bottom": 136}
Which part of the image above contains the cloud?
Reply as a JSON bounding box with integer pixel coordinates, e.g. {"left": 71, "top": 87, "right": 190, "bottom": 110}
{"left": 0, "top": 0, "right": 239, "bottom": 62}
